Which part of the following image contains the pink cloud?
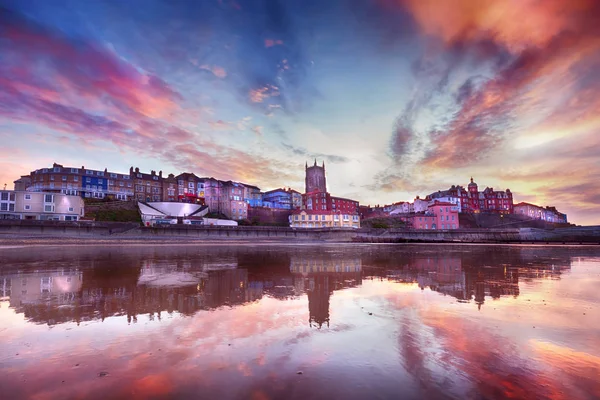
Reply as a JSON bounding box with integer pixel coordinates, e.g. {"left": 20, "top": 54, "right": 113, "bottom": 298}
{"left": 264, "top": 39, "right": 284, "bottom": 48}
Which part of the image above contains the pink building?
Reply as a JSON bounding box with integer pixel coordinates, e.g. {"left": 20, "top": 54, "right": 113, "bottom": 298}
{"left": 408, "top": 201, "right": 460, "bottom": 230}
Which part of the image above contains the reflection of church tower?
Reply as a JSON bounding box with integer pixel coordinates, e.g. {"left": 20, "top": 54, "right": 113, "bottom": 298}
{"left": 474, "top": 273, "right": 485, "bottom": 310}
{"left": 305, "top": 160, "right": 327, "bottom": 193}
{"left": 307, "top": 275, "right": 331, "bottom": 328}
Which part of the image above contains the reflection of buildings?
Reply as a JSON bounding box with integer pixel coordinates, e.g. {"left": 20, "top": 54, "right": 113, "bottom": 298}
{"left": 384, "top": 253, "right": 569, "bottom": 309}
{"left": 290, "top": 255, "right": 362, "bottom": 328}
{"left": 0, "top": 247, "right": 575, "bottom": 327}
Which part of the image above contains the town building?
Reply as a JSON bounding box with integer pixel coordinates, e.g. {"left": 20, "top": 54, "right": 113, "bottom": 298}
{"left": 27, "top": 163, "right": 134, "bottom": 200}
{"left": 427, "top": 178, "right": 513, "bottom": 214}
{"left": 390, "top": 201, "right": 414, "bottom": 215}
{"left": 263, "top": 188, "right": 293, "bottom": 209}
{"left": 514, "top": 202, "right": 568, "bottom": 223}
{"left": 406, "top": 201, "right": 460, "bottom": 230}
{"left": 261, "top": 187, "right": 302, "bottom": 210}
{"left": 300, "top": 160, "right": 360, "bottom": 225}
{"left": 220, "top": 181, "right": 248, "bottom": 220}
{"left": 243, "top": 185, "right": 263, "bottom": 207}
{"left": 130, "top": 167, "right": 163, "bottom": 202}
{"left": 13, "top": 175, "right": 31, "bottom": 191}
{"left": 0, "top": 190, "right": 84, "bottom": 221}
{"left": 162, "top": 174, "right": 178, "bottom": 202}
{"left": 289, "top": 209, "right": 360, "bottom": 228}
{"left": 413, "top": 196, "right": 429, "bottom": 213}
{"left": 305, "top": 159, "right": 327, "bottom": 193}
{"left": 175, "top": 172, "right": 205, "bottom": 204}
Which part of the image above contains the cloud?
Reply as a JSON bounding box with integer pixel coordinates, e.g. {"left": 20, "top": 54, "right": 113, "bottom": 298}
{"left": 0, "top": 7, "right": 182, "bottom": 120}
{"left": 251, "top": 126, "right": 263, "bottom": 137}
{"left": 281, "top": 144, "right": 350, "bottom": 164}
{"left": 248, "top": 85, "right": 280, "bottom": 103}
{"left": 264, "top": 39, "right": 284, "bottom": 48}
{"left": 198, "top": 64, "right": 228, "bottom": 78}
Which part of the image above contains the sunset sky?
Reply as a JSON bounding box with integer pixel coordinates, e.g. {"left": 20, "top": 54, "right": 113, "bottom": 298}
{"left": 1, "top": 0, "right": 599, "bottom": 224}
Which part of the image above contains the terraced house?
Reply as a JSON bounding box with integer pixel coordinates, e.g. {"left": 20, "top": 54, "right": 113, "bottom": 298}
{"left": 26, "top": 163, "right": 134, "bottom": 200}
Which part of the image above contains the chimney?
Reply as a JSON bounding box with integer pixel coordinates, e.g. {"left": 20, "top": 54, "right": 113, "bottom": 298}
{"left": 129, "top": 167, "right": 133, "bottom": 174}
{"left": 104, "top": 168, "right": 108, "bottom": 173}
{"left": 135, "top": 167, "right": 139, "bottom": 173}
{"left": 151, "top": 170, "right": 155, "bottom": 176}
{"left": 82, "top": 166, "right": 85, "bottom": 170}
{"left": 159, "top": 170, "right": 162, "bottom": 178}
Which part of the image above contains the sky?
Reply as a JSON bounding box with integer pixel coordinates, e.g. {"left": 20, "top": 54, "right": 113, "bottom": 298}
{"left": 0, "top": 0, "right": 599, "bottom": 225}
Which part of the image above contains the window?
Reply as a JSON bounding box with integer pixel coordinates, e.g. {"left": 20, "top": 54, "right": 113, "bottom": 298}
{"left": 86, "top": 170, "right": 93, "bottom": 175}
{"left": 98, "top": 179, "right": 103, "bottom": 184}
{"left": 452, "top": 224, "right": 456, "bottom": 229}
{"left": 452, "top": 215, "right": 455, "bottom": 220}
{"left": 308, "top": 215, "right": 312, "bottom": 221}
{"left": 96, "top": 171, "right": 104, "bottom": 176}
{"left": 301, "top": 215, "right": 306, "bottom": 221}
{"left": 86, "top": 177, "right": 91, "bottom": 183}
{"left": 53, "top": 167, "right": 60, "bottom": 172}
{"left": 8, "top": 204, "right": 14, "bottom": 212}
{"left": 110, "top": 173, "right": 117, "bottom": 178}
{"left": 50, "top": 175, "right": 55, "bottom": 181}
{"left": 49, "top": 183, "right": 55, "bottom": 189}
{"left": 322, "top": 215, "right": 326, "bottom": 221}
{"left": 0, "top": 192, "right": 7, "bottom": 201}
{"left": 71, "top": 168, "right": 78, "bottom": 173}
{"left": 42, "top": 168, "right": 48, "bottom": 173}
{"left": 353, "top": 215, "right": 359, "bottom": 221}
{"left": 44, "top": 194, "right": 53, "bottom": 203}
{"left": 74, "top": 176, "right": 79, "bottom": 182}
{"left": 153, "top": 176, "right": 158, "bottom": 181}
{"left": 334, "top": 215, "right": 339, "bottom": 221}
{"left": 44, "top": 205, "right": 54, "bottom": 212}
{"left": 295, "top": 215, "right": 299, "bottom": 221}
{"left": 123, "top": 175, "right": 130, "bottom": 180}
{"left": 0, "top": 203, "right": 7, "bottom": 211}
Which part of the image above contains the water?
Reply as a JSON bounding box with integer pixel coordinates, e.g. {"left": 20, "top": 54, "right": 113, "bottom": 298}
{"left": 0, "top": 244, "right": 599, "bottom": 400}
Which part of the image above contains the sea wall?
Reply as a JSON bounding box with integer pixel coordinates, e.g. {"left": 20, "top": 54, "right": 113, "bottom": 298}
{"left": 0, "top": 220, "right": 138, "bottom": 236}
{"left": 126, "top": 225, "right": 356, "bottom": 241}
{"left": 0, "top": 220, "right": 599, "bottom": 243}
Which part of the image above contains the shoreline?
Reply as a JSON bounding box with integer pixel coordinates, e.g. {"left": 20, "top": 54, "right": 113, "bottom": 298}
{"left": 1, "top": 234, "right": 599, "bottom": 248}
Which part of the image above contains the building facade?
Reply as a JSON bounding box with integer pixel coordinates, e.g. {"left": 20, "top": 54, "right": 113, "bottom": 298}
{"left": 305, "top": 160, "right": 327, "bottom": 193}
{"left": 220, "top": 181, "right": 248, "bottom": 220}
{"left": 428, "top": 178, "right": 513, "bottom": 214}
{"left": 407, "top": 201, "right": 460, "bottom": 230}
{"left": 514, "top": 202, "right": 568, "bottom": 223}
{"left": 162, "top": 174, "right": 178, "bottom": 202}
{"left": 243, "top": 185, "right": 263, "bottom": 207}
{"left": 130, "top": 167, "right": 163, "bottom": 202}
{"left": 28, "top": 163, "right": 134, "bottom": 200}
{"left": 0, "top": 190, "right": 84, "bottom": 221}
{"left": 175, "top": 173, "right": 205, "bottom": 204}
{"left": 289, "top": 209, "right": 360, "bottom": 228}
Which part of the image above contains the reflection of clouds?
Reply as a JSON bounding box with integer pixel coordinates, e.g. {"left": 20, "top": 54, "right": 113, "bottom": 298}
{"left": 0, "top": 246, "right": 598, "bottom": 399}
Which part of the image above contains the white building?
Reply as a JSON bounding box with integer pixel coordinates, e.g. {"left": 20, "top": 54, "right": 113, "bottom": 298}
{"left": 0, "top": 190, "right": 84, "bottom": 221}
{"left": 428, "top": 195, "right": 461, "bottom": 211}
{"left": 413, "top": 197, "right": 429, "bottom": 213}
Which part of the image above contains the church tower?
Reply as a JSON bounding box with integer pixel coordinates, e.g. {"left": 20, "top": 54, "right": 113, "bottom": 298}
{"left": 305, "top": 159, "right": 327, "bottom": 193}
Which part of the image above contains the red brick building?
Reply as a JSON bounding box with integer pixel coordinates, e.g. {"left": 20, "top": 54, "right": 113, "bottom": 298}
{"left": 303, "top": 191, "right": 359, "bottom": 214}
{"left": 428, "top": 177, "right": 513, "bottom": 214}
